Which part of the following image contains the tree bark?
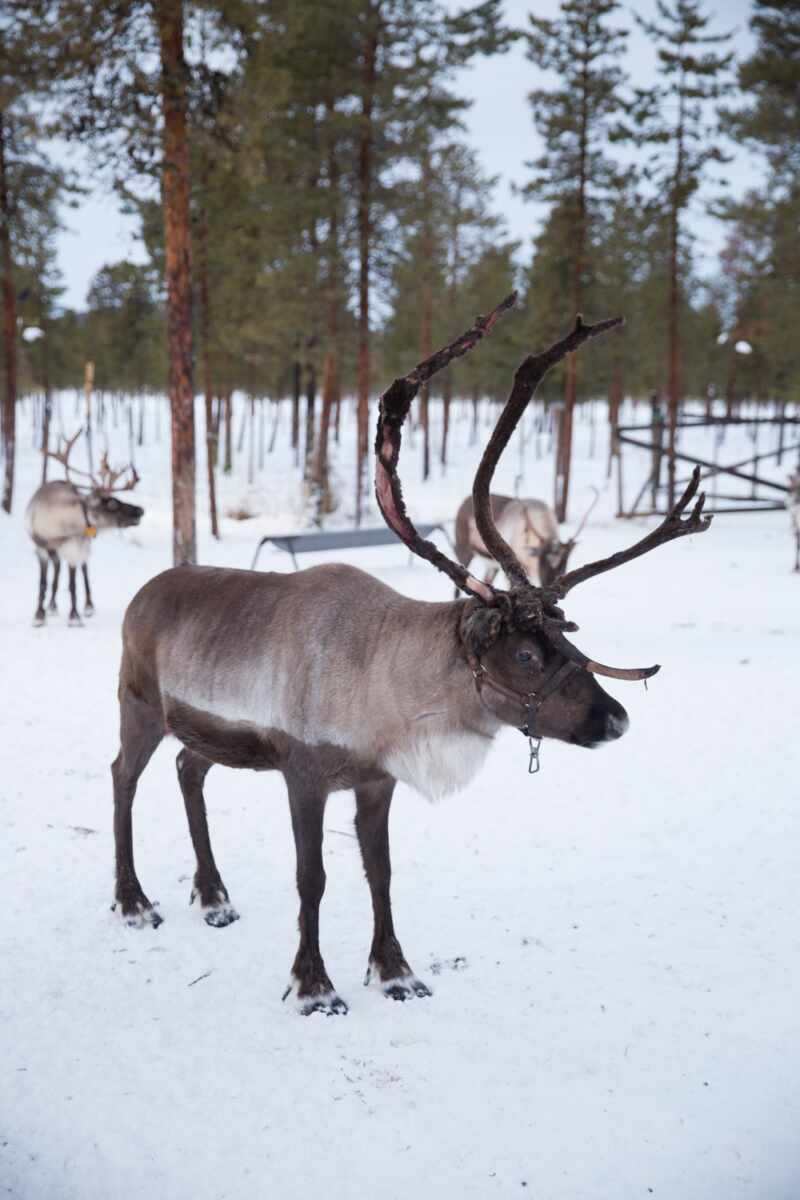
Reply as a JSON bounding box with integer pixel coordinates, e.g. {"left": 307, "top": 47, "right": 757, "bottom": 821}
{"left": 666, "top": 80, "right": 686, "bottom": 509}
{"left": 304, "top": 360, "right": 316, "bottom": 477}
{"left": 196, "top": 174, "right": 219, "bottom": 539}
{"left": 0, "top": 112, "right": 18, "bottom": 515}
{"left": 606, "top": 357, "right": 623, "bottom": 480}
{"left": 355, "top": 6, "right": 379, "bottom": 525}
{"left": 554, "top": 58, "right": 589, "bottom": 523}
{"left": 40, "top": 319, "right": 52, "bottom": 485}
{"left": 419, "top": 143, "right": 433, "bottom": 481}
{"left": 155, "top": 0, "right": 196, "bottom": 564}
{"left": 223, "top": 388, "right": 232, "bottom": 473}
{"left": 291, "top": 356, "right": 301, "bottom": 463}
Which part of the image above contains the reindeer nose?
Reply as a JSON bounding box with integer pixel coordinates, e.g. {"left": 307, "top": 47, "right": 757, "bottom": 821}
{"left": 604, "top": 707, "right": 629, "bottom": 741}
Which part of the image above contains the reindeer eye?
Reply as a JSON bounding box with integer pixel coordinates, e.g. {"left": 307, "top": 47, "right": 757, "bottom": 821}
{"left": 516, "top": 649, "right": 534, "bottom": 665}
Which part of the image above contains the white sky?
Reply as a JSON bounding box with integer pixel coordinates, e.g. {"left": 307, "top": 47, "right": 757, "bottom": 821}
{"left": 53, "top": 0, "right": 759, "bottom": 311}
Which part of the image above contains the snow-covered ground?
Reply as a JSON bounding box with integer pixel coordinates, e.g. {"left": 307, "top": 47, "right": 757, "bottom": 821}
{"left": 2, "top": 392, "right": 799, "bottom": 1200}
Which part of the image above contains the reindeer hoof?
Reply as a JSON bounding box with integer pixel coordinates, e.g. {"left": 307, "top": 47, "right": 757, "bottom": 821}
{"left": 282, "top": 978, "right": 348, "bottom": 1016}
{"left": 68, "top": 614, "right": 84, "bottom": 628}
{"left": 383, "top": 977, "right": 432, "bottom": 1001}
{"left": 48, "top": 602, "right": 57, "bottom": 614}
{"left": 365, "top": 964, "right": 432, "bottom": 1001}
{"left": 113, "top": 899, "right": 163, "bottom": 929}
{"left": 33, "top": 613, "right": 45, "bottom": 627}
{"left": 84, "top": 603, "right": 95, "bottom": 617}
{"left": 299, "top": 993, "right": 349, "bottom": 1017}
{"left": 191, "top": 886, "right": 239, "bottom": 927}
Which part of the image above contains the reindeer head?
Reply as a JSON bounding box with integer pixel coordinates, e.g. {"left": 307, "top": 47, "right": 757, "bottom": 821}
{"left": 47, "top": 431, "right": 144, "bottom": 530}
{"left": 521, "top": 487, "right": 598, "bottom": 588}
{"left": 374, "top": 294, "right": 711, "bottom": 752}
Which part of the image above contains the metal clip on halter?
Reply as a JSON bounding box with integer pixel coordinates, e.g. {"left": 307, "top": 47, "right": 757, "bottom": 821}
{"left": 525, "top": 693, "right": 542, "bottom": 775}
{"left": 527, "top": 734, "right": 542, "bottom": 775}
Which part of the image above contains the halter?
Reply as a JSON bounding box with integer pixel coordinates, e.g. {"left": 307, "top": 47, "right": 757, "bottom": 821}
{"left": 467, "top": 653, "right": 578, "bottom": 775}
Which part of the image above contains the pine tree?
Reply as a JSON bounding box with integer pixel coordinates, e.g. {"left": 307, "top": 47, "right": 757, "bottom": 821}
{"left": 521, "top": 0, "right": 629, "bottom": 520}
{"left": 0, "top": 5, "right": 67, "bottom": 512}
{"left": 49, "top": 0, "right": 221, "bottom": 562}
{"left": 634, "top": 0, "right": 733, "bottom": 506}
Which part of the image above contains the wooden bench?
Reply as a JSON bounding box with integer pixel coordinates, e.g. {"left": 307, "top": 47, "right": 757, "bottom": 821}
{"left": 250, "top": 523, "right": 451, "bottom": 571}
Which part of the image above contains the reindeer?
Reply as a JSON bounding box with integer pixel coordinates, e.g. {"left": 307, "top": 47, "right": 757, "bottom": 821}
{"left": 454, "top": 488, "right": 599, "bottom": 588}
{"left": 25, "top": 431, "right": 144, "bottom": 627}
{"left": 788, "top": 472, "right": 800, "bottom": 572}
{"left": 111, "top": 295, "right": 711, "bottom": 1016}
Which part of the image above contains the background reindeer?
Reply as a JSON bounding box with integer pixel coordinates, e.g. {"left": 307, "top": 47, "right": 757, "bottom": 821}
{"left": 25, "top": 430, "right": 144, "bottom": 626}
{"left": 111, "top": 295, "right": 710, "bottom": 1016}
{"left": 454, "top": 489, "right": 599, "bottom": 588}
{"left": 789, "top": 472, "right": 800, "bottom": 572}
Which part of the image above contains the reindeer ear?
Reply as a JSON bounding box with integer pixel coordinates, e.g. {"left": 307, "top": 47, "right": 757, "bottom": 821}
{"left": 459, "top": 604, "right": 505, "bottom": 659}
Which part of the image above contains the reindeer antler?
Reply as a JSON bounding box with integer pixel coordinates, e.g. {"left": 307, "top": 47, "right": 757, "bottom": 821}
{"left": 555, "top": 467, "right": 711, "bottom": 596}
{"left": 46, "top": 428, "right": 95, "bottom": 487}
{"left": 97, "top": 451, "right": 140, "bottom": 493}
{"left": 472, "top": 314, "right": 624, "bottom": 589}
{"left": 375, "top": 292, "right": 517, "bottom": 603}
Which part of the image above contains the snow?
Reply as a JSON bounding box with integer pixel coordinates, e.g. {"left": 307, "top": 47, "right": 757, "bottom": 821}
{"left": 2, "top": 393, "right": 799, "bottom": 1199}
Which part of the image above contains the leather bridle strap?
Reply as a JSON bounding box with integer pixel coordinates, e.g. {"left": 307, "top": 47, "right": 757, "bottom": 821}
{"left": 467, "top": 654, "right": 578, "bottom": 723}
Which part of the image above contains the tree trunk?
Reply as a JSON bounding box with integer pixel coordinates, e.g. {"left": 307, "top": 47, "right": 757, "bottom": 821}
{"left": 84, "top": 361, "right": 95, "bottom": 475}
{"left": 0, "top": 112, "right": 18, "bottom": 514}
{"left": 440, "top": 373, "right": 451, "bottom": 468}
{"left": 311, "top": 101, "right": 341, "bottom": 518}
{"left": 223, "top": 389, "right": 232, "bottom": 473}
{"left": 292, "top": 357, "right": 301, "bottom": 463}
{"left": 355, "top": 7, "right": 378, "bottom": 525}
{"left": 40, "top": 321, "right": 52, "bottom": 485}
{"left": 196, "top": 176, "right": 219, "bottom": 538}
{"left": 156, "top": 0, "right": 196, "bottom": 564}
{"left": 666, "top": 83, "right": 686, "bottom": 510}
{"left": 419, "top": 144, "right": 433, "bottom": 481}
{"left": 304, "top": 361, "right": 316, "bottom": 477}
{"left": 607, "top": 358, "right": 623, "bottom": 480}
{"left": 470, "top": 387, "right": 479, "bottom": 445}
{"left": 554, "top": 68, "right": 589, "bottom": 523}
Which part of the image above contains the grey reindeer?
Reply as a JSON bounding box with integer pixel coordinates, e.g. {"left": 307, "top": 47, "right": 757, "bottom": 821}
{"left": 25, "top": 430, "right": 144, "bottom": 626}
{"left": 454, "top": 488, "right": 599, "bottom": 589}
{"left": 111, "top": 295, "right": 711, "bottom": 1016}
{"left": 789, "top": 472, "right": 800, "bottom": 572}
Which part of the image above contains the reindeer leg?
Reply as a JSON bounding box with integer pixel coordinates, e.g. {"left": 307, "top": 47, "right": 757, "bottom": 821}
{"left": 47, "top": 551, "right": 60, "bottom": 612}
{"left": 33, "top": 551, "right": 48, "bottom": 626}
{"left": 176, "top": 748, "right": 239, "bottom": 927}
{"left": 111, "top": 688, "right": 164, "bottom": 927}
{"left": 355, "top": 778, "right": 431, "bottom": 1001}
{"left": 82, "top": 563, "right": 94, "bottom": 615}
{"left": 67, "top": 566, "right": 82, "bottom": 627}
{"left": 283, "top": 775, "right": 346, "bottom": 1015}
